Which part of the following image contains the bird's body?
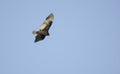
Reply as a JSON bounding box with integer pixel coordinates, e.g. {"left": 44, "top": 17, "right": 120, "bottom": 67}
{"left": 32, "top": 13, "right": 54, "bottom": 42}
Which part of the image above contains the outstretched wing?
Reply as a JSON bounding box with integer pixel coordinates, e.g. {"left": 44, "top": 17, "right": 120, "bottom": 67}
{"left": 40, "top": 13, "right": 54, "bottom": 31}
{"left": 34, "top": 34, "right": 46, "bottom": 42}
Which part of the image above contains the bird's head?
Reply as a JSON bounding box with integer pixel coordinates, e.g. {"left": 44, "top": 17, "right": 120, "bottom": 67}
{"left": 32, "top": 30, "right": 38, "bottom": 35}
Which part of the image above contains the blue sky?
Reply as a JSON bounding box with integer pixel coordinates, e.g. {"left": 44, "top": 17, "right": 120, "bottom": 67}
{"left": 0, "top": 0, "right": 120, "bottom": 74}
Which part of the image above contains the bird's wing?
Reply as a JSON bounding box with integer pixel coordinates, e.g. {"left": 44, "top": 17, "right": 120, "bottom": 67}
{"left": 40, "top": 13, "right": 54, "bottom": 31}
{"left": 34, "top": 34, "right": 46, "bottom": 42}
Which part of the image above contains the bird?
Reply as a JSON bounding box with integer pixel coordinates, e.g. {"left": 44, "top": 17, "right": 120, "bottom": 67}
{"left": 32, "top": 13, "right": 54, "bottom": 42}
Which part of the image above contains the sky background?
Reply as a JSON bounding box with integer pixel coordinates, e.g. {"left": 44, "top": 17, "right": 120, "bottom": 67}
{"left": 0, "top": 0, "right": 120, "bottom": 74}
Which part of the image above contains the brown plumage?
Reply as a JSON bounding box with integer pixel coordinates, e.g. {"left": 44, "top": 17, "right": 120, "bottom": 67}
{"left": 32, "top": 13, "right": 54, "bottom": 42}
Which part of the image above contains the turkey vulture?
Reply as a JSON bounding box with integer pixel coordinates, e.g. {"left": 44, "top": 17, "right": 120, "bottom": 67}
{"left": 32, "top": 13, "right": 54, "bottom": 42}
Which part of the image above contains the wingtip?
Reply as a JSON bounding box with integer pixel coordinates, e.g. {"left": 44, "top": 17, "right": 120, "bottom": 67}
{"left": 34, "top": 40, "right": 37, "bottom": 43}
{"left": 50, "top": 13, "right": 54, "bottom": 17}
{"left": 34, "top": 39, "right": 40, "bottom": 43}
{"left": 50, "top": 13, "right": 54, "bottom": 15}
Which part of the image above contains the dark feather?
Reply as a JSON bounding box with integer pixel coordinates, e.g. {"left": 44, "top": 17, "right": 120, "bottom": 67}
{"left": 34, "top": 34, "right": 46, "bottom": 42}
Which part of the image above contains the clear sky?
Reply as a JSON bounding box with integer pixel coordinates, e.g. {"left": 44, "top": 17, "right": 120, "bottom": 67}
{"left": 0, "top": 0, "right": 120, "bottom": 74}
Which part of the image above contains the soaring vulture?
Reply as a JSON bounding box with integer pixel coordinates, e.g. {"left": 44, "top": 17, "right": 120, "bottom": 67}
{"left": 32, "top": 13, "right": 54, "bottom": 42}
